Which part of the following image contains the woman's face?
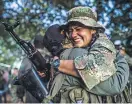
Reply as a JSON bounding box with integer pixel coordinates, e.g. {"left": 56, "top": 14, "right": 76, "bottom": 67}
{"left": 68, "top": 25, "right": 95, "bottom": 47}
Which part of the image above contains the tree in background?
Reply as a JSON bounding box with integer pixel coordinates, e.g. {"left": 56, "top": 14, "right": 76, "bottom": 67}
{"left": 0, "top": 0, "right": 131, "bottom": 65}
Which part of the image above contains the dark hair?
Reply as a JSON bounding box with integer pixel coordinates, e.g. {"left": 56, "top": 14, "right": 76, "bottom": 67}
{"left": 43, "top": 24, "right": 65, "bottom": 56}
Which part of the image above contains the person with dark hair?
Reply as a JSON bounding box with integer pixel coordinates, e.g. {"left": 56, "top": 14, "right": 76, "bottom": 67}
{"left": 42, "top": 6, "right": 130, "bottom": 103}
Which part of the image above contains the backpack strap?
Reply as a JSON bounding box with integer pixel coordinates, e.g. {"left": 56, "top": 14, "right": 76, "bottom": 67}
{"left": 46, "top": 73, "right": 65, "bottom": 101}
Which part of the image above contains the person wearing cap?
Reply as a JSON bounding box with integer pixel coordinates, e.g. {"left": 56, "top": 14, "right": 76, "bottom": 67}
{"left": 42, "top": 6, "right": 130, "bottom": 103}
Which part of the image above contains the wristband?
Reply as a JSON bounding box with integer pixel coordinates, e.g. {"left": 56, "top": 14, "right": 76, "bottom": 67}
{"left": 52, "top": 58, "right": 60, "bottom": 71}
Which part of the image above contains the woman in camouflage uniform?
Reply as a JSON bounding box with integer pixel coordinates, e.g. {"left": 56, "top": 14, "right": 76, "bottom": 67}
{"left": 42, "top": 6, "right": 131, "bottom": 103}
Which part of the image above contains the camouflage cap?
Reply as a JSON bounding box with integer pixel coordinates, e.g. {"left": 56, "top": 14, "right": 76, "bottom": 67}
{"left": 64, "top": 6, "right": 105, "bottom": 30}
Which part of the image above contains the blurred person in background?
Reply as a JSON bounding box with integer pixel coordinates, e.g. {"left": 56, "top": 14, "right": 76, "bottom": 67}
{"left": 15, "top": 35, "right": 51, "bottom": 103}
{"left": 114, "top": 40, "right": 132, "bottom": 101}
{"left": 10, "top": 67, "right": 22, "bottom": 103}
{"left": 0, "top": 64, "right": 11, "bottom": 103}
{"left": 0, "top": 70, "right": 5, "bottom": 103}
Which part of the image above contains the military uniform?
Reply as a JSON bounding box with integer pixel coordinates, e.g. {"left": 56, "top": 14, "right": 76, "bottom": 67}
{"left": 46, "top": 34, "right": 130, "bottom": 103}
{"left": 124, "top": 53, "right": 132, "bottom": 102}
{"left": 42, "top": 7, "right": 131, "bottom": 103}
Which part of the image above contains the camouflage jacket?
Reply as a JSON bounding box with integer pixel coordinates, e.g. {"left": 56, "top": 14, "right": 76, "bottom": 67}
{"left": 59, "top": 33, "right": 129, "bottom": 95}
{"left": 60, "top": 48, "right": 129, "bottom": 96}
{"left": 47, "top": 34, "right": 130, "bottom": 103}
{"left": 72, "top": 33, "right": 117, "bottom": 90}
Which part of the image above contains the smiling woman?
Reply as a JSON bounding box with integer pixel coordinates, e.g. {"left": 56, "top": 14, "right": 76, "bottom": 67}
{"left": 67, "top": 22, "right": 96, "bottom": 47}
{"left": 42, "top": 6, "right": 130, "bottom": 103}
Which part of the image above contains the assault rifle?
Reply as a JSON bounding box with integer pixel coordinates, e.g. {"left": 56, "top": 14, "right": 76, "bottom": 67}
{"left": 2, "top": 21, "right": 51, "bottom": 102}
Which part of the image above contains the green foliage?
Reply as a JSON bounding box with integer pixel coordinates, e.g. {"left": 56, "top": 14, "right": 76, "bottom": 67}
{"left": 0, "top": 0, "right": 132, "bottom": 65}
